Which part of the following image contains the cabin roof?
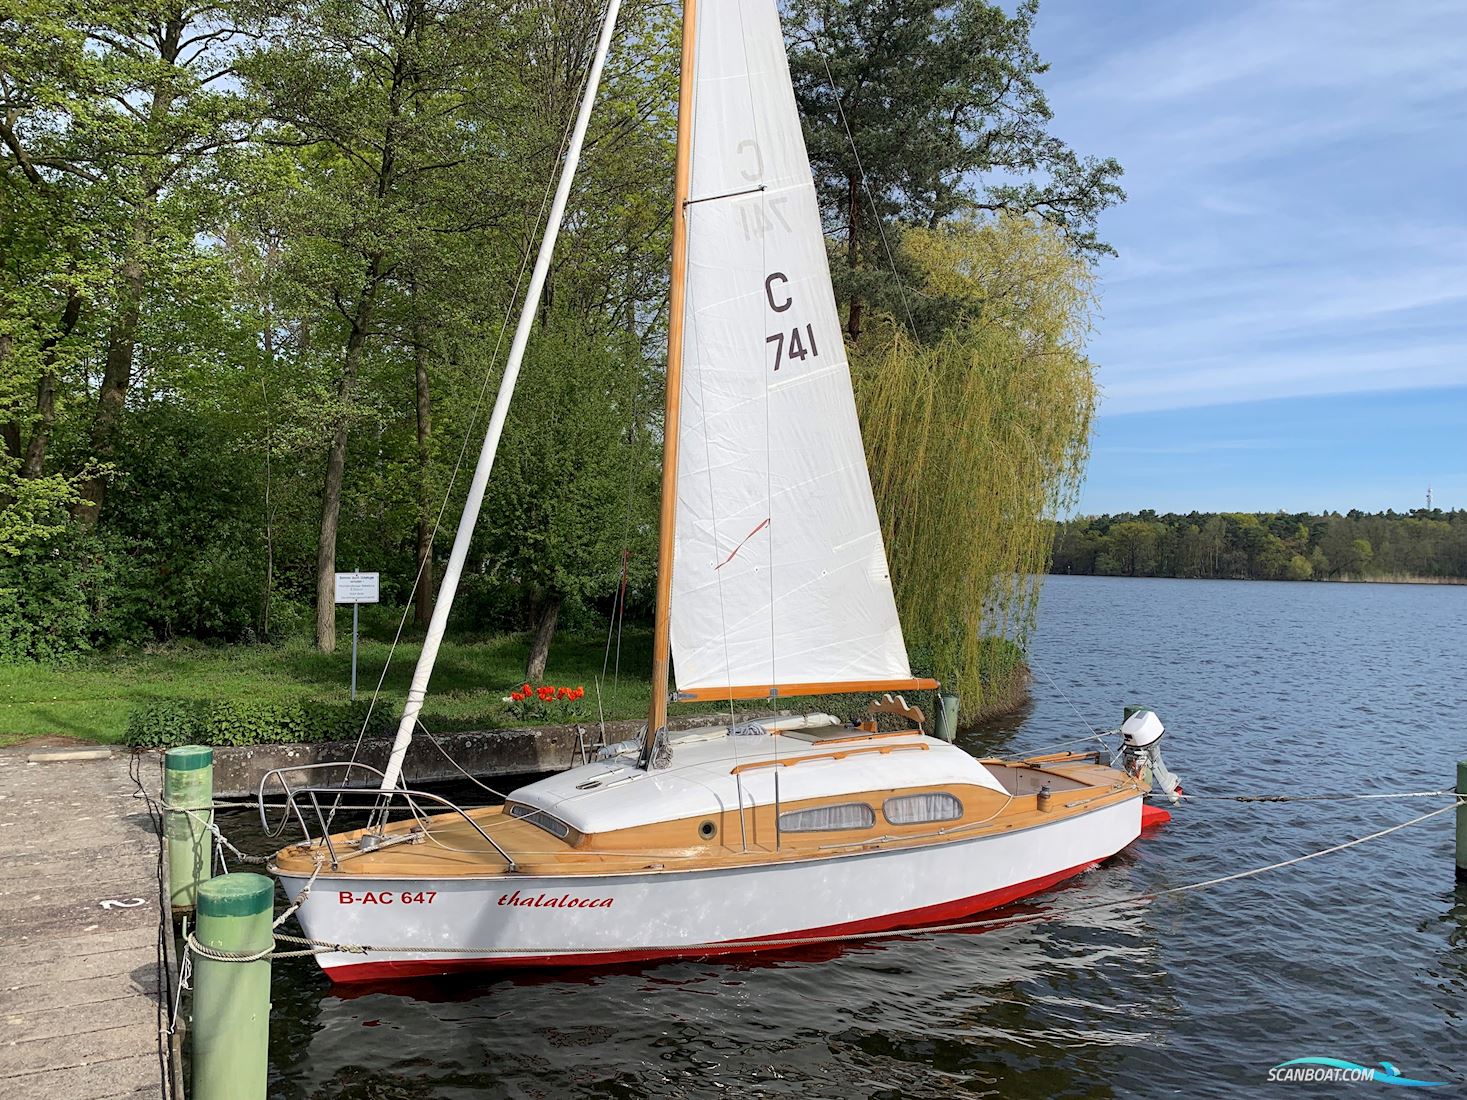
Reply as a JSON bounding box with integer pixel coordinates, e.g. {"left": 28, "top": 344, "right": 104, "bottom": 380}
{"left": 507, "top": 728, "right": 1005, "bottom": 834}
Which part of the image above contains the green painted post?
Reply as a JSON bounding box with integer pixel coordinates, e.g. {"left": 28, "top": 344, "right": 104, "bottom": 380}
{"left": 193, "top": 873, "right": 274, "bottom": 1100}
{"left": 936, "top": 693, "right": 959, "bottom": 742}
{"left": 164, "top": 744, "right": 213, "bottom": 914}
{"left": 1456, "top": 761, "right": 1466, "bottom": 882}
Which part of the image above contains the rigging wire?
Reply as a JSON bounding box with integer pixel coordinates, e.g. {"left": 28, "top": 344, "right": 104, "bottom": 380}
{"left": 814, "top": 44, "right": 919, "bottom": 338}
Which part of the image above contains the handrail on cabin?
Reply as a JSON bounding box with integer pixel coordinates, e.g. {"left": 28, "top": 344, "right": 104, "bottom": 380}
{"left": 729, "top": 741, "right": 929, "bottom": 776}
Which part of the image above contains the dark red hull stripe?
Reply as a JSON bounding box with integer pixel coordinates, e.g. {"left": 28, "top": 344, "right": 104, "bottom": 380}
{"left": 323, "top": 855, "right": 1106, "bottom": 983}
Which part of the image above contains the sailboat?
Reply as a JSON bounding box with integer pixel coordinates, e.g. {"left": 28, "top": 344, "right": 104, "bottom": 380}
{"left": 267, "top": 0, "right": 1165, "bottom": 983}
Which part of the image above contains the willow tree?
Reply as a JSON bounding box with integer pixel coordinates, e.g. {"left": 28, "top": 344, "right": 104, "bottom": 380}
{"left": 855, "top": 215, "right": 1097, "bottom": 720}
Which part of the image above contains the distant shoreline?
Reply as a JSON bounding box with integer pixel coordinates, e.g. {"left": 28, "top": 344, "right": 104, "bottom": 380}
{"left": 1047, "top": 572, "right": 1467, "bottom": 587}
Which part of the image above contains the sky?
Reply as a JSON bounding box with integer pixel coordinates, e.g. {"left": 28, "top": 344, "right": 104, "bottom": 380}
{"left": 1026, "top": 0, "right": 1467, "bottom": 514}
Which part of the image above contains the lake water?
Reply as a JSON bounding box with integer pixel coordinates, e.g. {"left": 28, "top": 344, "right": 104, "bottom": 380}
{"left": 241, "top": 576, "right": 1467, "bottom": 1098}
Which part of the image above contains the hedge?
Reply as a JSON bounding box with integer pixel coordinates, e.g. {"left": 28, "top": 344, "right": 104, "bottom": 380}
{"left": 124, "top": 698, "right": 398, "bottom": 749}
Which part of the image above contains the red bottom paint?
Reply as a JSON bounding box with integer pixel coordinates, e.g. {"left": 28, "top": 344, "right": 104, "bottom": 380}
{"left": 1140, "top": 804, "right": 1172, "bottom": 830}
{"left": 323, "top": 856, "right": 1106, "bottom": 983}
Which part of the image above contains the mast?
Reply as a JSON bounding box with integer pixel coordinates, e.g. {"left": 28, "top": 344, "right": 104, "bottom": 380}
{"left": 639, "top": 0, "right": 698, "bottom": 770}
{"left": 379, "top": 0, "right": 623, "bottom": 792}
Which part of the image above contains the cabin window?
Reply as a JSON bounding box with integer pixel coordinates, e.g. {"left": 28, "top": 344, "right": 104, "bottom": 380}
{"left": 506, "top": 802, "right": 571, "bottom": 839}
{"left": 883, "top": 793, "right": 963, "bottom": 826}
{"left": 778, "top": 802, "right": 875, "bottom": 833}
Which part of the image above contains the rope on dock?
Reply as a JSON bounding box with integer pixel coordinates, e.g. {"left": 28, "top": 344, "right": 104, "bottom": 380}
{"left": 182, "top": 798, "right": 1461, "bottom": 965}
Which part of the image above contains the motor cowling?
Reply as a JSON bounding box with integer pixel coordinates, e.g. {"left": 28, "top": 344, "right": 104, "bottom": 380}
{"left": 1119, "top": 705, "right": 1181, "bottom": 804}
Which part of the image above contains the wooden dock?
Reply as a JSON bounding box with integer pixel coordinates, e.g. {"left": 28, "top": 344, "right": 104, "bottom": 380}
{"left": 0, "top": 747, "right": 174, "bottom": 1099}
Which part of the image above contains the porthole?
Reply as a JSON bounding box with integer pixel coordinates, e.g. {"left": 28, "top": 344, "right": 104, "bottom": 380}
{"left": 698, "top": 819, "right": 718, "bottom": 840}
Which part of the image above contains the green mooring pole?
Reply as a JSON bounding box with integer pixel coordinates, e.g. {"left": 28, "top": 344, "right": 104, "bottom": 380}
{"left": 1456, "top": 761, "right": 1466, "bottom": 882}
{"left": 164, "top": 744, "right": 213, "bottom": 914}
{"left": 193, "top": 873, "right": 273, "bottom": 1100}
{"left": 936, "top": 693, "right": 959, "bottom": 743}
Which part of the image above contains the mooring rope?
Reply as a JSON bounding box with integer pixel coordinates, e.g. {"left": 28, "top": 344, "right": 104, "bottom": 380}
{"left": 1180, "top": 789, "right": 1458, "bottom": 803}
{"left": 137, "top": 792, "right": 272, "bottom": 868}
{"left": 183, "top": 798, "right": 1461, "bottom": 965}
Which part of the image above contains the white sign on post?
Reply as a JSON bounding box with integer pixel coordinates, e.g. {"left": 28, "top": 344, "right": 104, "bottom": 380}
{"left": 335, "top": 572, "right": 380, "bottom": 700}
{"left": 335, "top": 571, "right": 380, "bottom": 604}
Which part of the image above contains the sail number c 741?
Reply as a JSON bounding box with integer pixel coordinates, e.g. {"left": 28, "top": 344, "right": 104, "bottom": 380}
{"left": 764, "top": 271, "right": 820, "bottom": 372}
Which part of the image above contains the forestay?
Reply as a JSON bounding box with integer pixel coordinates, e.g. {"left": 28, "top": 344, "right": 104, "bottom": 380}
{"left": 669, "top": 0, "right": 923, "bottom": 700}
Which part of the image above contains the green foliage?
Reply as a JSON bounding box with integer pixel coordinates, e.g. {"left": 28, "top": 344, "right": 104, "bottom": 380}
{"left": 855, "top": 218, "right": 1096, "bottom": 721}
{"left": 1054, "top": 509, "right": 1467, "bottom": 581}
{"left": 124, "top": 698, "right": 397, "bottom": 749}
{"left": 478, "top": 316, "right": 659, "bottom": 625}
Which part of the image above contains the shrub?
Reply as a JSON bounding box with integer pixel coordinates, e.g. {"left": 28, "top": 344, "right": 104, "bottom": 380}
{"left": 124, "top": 698, "right": 398, "bottom": 749}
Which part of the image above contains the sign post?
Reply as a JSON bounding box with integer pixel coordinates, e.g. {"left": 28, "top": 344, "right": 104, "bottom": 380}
{"left": 334, "top": 572, "right": 380, "bottom": 700}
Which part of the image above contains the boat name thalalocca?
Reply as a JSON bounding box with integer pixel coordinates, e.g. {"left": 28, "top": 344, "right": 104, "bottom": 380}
{"left": 496, "top": 890, "right": 615, "bottom": 909}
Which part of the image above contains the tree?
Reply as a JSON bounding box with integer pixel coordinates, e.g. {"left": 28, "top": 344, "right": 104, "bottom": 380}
{"left": 1107, "top": 522, "right": 1158, "bottom": 577}
{"left": 1350, "top": 538, "right": 1374, "bottom": 575}
{"left": 240, "top": 0, "right": 524, "bottom": 651}
{"left": 1, "top": 3, "right": 248, "bottom": 523}
{"left": 786, "top": 0, "right": 1124, "bottom": 339}
{"left": 856, "top": 218, "right": 1096, "bottom": 718}
{"left": 480, "top": 318, "right": 658, "bottom": 680}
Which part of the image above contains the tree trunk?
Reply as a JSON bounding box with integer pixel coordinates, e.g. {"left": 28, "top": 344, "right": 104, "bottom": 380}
{"left": 1, "top": 331, "right": 18, "bottom": 465}
{"left": 259, "top": 295, "right": 277, "bottom": 639}
{"left": 73, "top": 252, "right": 143, "bottom": 523}
{"left": 525, "top": 594, "right": 562, "bottom": 681}
{"left": 73, "top": 16, "right": 182, "bottom": 523}
{"left": 21, "top": 371, "right": 56, "bottom": 479}
{"left": 314, "top": 302, "right": 374, "bottom": 652}
{"left": 845, "top": 171, "right": 863, "bottom": 341}
{"left": 19, "top": 284, "right": 82, "bottom": 482}
{"left": 412, "top": 312, "right": 435, "bottom": 629}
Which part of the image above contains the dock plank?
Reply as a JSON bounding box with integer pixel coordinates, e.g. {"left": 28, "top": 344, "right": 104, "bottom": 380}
{"left": 0, "top": 751, "right": 169, "bottom": 1099}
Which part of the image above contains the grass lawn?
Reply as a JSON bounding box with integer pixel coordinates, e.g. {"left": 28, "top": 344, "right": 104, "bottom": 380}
{"left": 0, "top": 625, "right": 670, "bottom": 747}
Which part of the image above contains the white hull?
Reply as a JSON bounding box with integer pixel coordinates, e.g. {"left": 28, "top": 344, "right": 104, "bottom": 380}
{"left": 279, "top": 795, "right": 1141, "bottom": 982}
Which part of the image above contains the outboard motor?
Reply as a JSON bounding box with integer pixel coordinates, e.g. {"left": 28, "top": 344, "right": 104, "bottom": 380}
{"left": 1120, "top": 705, "right": 1182, "bottom": 804}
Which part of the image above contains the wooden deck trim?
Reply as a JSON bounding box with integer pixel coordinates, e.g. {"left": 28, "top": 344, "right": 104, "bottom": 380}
{"left": 728, "top": 741, "right": 928, "bottom": 775}
{"left": 776, "top": 728, "right": 918, "bottom": 747}
{"left": 675, "top": 677, "right": 940, "bottom": 702}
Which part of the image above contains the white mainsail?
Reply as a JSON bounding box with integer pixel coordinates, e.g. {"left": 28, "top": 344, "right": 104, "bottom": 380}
{"left": 668, "top": 0, "right": 920, "bottom": 700}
